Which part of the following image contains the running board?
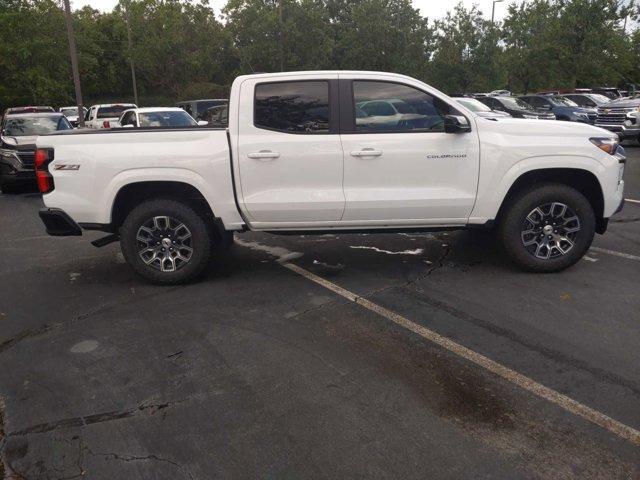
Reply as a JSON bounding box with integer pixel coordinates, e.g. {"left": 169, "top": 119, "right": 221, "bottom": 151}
{"left": 91, "top": 233, "right": 119, "bottom": 248}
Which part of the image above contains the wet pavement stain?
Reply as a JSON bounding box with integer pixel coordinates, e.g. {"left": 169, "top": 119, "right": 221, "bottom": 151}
{"left": 320, "top": 305, "right": 638, "bottom": 479}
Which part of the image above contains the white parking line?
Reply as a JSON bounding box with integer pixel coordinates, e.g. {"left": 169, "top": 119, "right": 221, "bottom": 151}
{"left": 282, "top": 261, "right": 640, "bottom": 446}
{"left": 589, "top": 246, "right": 640, "bottom": 261}
{"left": 625, "top": 198, "right": 640, "bottom": 204}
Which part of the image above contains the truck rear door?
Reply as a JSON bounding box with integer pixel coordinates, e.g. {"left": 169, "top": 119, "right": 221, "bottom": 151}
{"left": 235, "top": 74, "right": 344, "bottom": 227}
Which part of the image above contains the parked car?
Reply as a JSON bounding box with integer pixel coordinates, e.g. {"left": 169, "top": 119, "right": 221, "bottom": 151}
{"left": 3, "top": 106, "right": 54, "bottom": 117}
{"left": 592, "top": 87, "right": 623, "bottom": 100}
{"left": 454, "top": 97, "right": 511, "bottom": 118}
{"left": 476, "top": 96, "right": 555, "bottom": 119}
{"left": 84, "top": 104, "right": 137, "bottom": 129}
{"left": 490, "top": 90, "right": 511, "bottom": 97}
{"left": 204, "top": 104, "right": 229, "bottom": 127}
{"left": 595, "top": 94, "right": 640, "bottom": 141}
{"left": 559, "top": 93, "right": 611, "bottom": 108}
{"left": 37, "top": 70, "right": 625, "bottom": 284}
{"left": 0, "top": 112, "right": 72, "bottom": 192}
{"left": 58, "top": 106, "right": 88, "bottom": 127}
{"left": 176, "top": 99, "right": 228, "bottom": 121}
{"left": 518, "top": 95, "right": 597, "bottom": 123}
{"left": 117, "top": 107, "right": 205, "bottom": 128}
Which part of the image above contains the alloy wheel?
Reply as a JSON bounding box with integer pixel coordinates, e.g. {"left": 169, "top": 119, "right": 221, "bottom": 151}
{"left": 520, "top": 202, "right": 581, "bottom": 260}
{"left": 136, "top": 216, "right": 193, "bottom": 272}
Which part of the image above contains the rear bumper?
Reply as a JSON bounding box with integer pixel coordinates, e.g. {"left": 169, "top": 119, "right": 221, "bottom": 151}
{"left": 39, "top": 208, "right": 82, "bottom": 236}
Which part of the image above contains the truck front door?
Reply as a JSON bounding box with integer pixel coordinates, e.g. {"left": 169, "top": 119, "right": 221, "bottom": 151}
{"left": 236, "top": 76, "right": 344, "bottom": 227}
{"left": 338, "top": 77, "right": 480, "bottom": 225}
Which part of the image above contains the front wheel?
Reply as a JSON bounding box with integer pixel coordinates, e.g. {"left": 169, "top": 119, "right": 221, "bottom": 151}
{"left": 120, "top": 199, "right": 213, "bottom": 284}
{"left": 499, "top": 183, "right": 596, "bottom": 272}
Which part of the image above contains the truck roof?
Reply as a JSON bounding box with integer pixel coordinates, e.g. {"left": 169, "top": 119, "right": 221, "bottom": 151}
{"left": 235, "top": 70, "right": 420, "bottom": 82}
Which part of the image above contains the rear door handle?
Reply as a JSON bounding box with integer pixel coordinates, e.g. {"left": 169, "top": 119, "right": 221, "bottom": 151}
{"left": 247, "top": 150, "right": 280, "bottom": 160}
{"left": 350, "top": 148, "right": 383, "bottom": 157}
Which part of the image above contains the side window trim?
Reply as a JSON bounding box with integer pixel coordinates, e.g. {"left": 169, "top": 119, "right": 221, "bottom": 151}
{"left": 252, "top": 79, "right": 339, "bottom": 135}
{"left": 339, "top": 78, "right": 469, "bottom": 135}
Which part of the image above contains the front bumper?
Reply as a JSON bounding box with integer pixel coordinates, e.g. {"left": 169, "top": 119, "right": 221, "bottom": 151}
{"left": 594, "top": 123, "right": 640, "bottom": 139}
{"left": 39, "top": 208, "right": 82, "bottom": 236}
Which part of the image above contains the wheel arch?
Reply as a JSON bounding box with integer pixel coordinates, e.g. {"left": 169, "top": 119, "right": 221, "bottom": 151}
{"left": 495, "top": 168, "right": 606, "bottom": 233}
{"left": 110, "top": 181, "right": 219, "bottom": 233}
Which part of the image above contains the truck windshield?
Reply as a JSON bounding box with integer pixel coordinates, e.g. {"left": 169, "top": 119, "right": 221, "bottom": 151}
{"left": 456, "top": 98, "right": 492, "bottom": 112}
{"left": 97, "top": 105, "right": 135, "bottom": 118}
{"left": 551, "top": 97, "right": 578, "bottom": 107}
{"left": 138, "top": 111, "right": 197, "bottom": 127}
{"left": 500, "top": 98, "right": 534, "bottom": 110}
{"left": 3, "top": 116, "right": 72, "bottom": 136}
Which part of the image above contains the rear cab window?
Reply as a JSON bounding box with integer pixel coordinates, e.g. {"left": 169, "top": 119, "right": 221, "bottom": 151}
{"left": 97, "top": 105, "right": 136, "bottom": 119}
{"left": 254, "top": 81, "right": 331, "bottom": 134}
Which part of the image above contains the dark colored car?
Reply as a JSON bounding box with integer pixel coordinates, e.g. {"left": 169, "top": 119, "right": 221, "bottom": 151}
{"left": 176, "top": 99, "right": 228, "bottom": 121}
{"left": 0, "top": 112, "right": 72, "bottom": 193}
{"left": 518, "top": 95, "right": 597, "bottom": 123}
{"left": 559, "top": 93, "right": 611, "bottom": 108}
{"left": 476, "top": 96, "right": 555, "bottom": 119}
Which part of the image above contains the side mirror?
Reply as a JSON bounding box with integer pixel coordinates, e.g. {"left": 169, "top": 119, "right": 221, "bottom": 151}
{"left": 121, "top": 124, "right": 134, "bottom": 129}
{"left": 444, "top": 115, "right": 471, "bottom": 133}
{"left": 197, "top": 120, "right": 208, "bottom": 126}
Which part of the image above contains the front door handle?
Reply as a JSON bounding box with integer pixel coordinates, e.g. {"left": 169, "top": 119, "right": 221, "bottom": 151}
{"left": 247, "top": 150, "right": 280, "bottom": 160}
{"left": 350, "top": 148, "right": 383, "bottom": 157}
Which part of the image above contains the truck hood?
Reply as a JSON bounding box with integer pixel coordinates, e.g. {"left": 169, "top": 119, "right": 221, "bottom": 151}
{"left": 479, "top": 117, "right": 615, "bottom": 139}
{"left": 601, "top": 97, "right": 640, "bottom": 108}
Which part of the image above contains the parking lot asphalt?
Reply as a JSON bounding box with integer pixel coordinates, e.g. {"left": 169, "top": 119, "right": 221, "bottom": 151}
{"left": 1, "top": 144, "right": 639, "bottom": 479}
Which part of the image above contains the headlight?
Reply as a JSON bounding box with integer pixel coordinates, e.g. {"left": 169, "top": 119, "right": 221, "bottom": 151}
{"left": 573, "top": 111, "right": 589, "bottom": 119}
{"left": 589, "top": 137, "right": 619, "bottom": 155}
{"left": 522, "top": 114, "right": 538, "bottom": 119}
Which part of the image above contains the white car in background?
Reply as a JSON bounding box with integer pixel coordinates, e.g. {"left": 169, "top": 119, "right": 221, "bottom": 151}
{"left": 117, "top": 107, "right": 207, "bottom": 128}
{"left": 58, "top": 106, "right": 88, "bottom": 127}
{"left": 84, "top": 104, "right": 137, "bottom": 129}
{"left": 490, "top": 89, "right": 512, "bottom": 97}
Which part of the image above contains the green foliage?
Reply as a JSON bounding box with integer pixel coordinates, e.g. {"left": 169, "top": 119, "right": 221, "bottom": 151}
{"left": 0, "top": 0, "right": 638, "bottom": 110}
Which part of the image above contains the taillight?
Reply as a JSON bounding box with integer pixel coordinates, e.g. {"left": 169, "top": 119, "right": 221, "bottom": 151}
{"left": 103, "top": 120, "right": 110, "bottom": 128}
{"left": 35, "top": 148, "right": 54, "bottom": 193}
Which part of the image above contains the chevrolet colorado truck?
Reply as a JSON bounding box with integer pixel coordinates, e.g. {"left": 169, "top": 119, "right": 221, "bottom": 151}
{"left": 35, "top": 71, "right": 626, "bottom": 284}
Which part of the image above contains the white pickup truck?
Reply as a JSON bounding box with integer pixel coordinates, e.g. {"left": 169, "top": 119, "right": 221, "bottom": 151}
{"left": 36, "top": 71, "right": 626, "bottom": 284}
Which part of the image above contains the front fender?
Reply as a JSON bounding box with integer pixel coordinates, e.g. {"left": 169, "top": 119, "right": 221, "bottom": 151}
{"left": 469, "top": 155, "right": 606, "bottom": 222}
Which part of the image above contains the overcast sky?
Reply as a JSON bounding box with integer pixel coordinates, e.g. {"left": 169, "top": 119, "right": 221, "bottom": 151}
{"left": 71, "top": 0, "right": 518, "bottom": 21}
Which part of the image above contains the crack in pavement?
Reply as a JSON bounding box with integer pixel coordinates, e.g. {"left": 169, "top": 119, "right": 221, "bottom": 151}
{"left": 0, "top": 285, "right": 186, "bottom": 356}
{"left": 83, "top": 446, "right": 195, "bottom": 480}
{"left": 6, "top": 400, "right": 185, "bottom": 437}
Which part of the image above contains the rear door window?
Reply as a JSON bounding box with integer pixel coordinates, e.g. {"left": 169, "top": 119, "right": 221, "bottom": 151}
{"left": 254, "top": 81, "right": 330, "bottom": 134}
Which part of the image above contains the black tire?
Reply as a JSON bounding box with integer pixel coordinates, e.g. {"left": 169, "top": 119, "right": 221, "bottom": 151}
{"left": 499, "top": 183, "right": 596, "bottom": 272}
{"left": 120, "top": 199, "right": 213, "bottom": 285}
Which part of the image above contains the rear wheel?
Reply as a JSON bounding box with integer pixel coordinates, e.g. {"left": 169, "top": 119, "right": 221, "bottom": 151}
{"left": 120, "top": 199, "right": 213, "bottom": 284}
{"left": 499, "top": 183, "right": 596, "bottom": 272}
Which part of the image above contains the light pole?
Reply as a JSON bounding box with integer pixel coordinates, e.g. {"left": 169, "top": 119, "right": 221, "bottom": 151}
{"left": 491, "top": 0, "right": 504, "bottom": 23}
{"left": 125, "top": 7, "right": 139, "bottom": 106}
{"left": 62, "top": 0, "right": 85, "bottom": 127}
